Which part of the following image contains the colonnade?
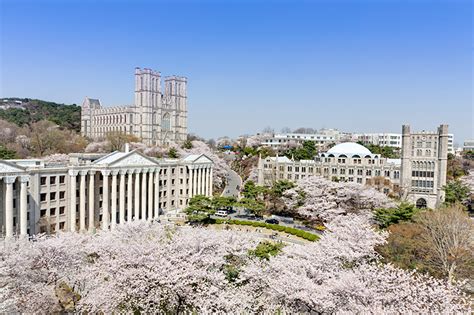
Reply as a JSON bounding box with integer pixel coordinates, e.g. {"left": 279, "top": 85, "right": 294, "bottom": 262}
{"left": 188, "top": 165, "right": 213, "bottom": 198}
{"left": 1, "top": 175, "right": 29, "bottom": 239}
{"left": 68, "top": 168, "right": 160, "bottom": 233}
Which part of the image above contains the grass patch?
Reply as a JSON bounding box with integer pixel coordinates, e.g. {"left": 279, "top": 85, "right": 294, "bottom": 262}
{"left": 213, "top": 218, "right": 319, "bottom": 242}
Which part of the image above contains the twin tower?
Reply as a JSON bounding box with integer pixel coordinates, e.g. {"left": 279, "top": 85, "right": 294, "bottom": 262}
{"left": 81, "top": 67, "right": 187, "bottom": 146}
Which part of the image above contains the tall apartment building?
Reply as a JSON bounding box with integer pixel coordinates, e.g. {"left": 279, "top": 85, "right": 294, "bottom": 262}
{"left": 0, "top": 149, "right": 213, "bottom": 239}
{"left": 81, "top": 67, "right": 188, "bottom": 146}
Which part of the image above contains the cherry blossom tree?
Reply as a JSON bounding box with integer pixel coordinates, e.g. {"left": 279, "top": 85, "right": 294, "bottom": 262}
{"left": 283, "top": 176, "right": 395, "bottom": 223}
{"left": 1, "top": 217, "right": 470, "bottom": 313}
{"left": 177, "top": 140, "right": 231, "bottom": 189}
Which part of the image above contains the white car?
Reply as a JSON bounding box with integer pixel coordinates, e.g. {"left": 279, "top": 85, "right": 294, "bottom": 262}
{"left": 215, "top": 210, "right": 228, "bottom": 217}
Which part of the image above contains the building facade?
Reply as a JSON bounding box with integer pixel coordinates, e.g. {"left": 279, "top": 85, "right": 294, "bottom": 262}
{"left": 81, "top": 67, "right": 188, "bottom": 146}
{"left": 0, "top": 149, "right": 213, "bottom": 239}
{"left": 258, "top": 124, "right": 449, "bottom": 209}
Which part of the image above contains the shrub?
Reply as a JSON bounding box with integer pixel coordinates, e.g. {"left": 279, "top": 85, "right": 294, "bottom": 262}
{"left": 213, "top": 219, "right": 319, "bottom": 241}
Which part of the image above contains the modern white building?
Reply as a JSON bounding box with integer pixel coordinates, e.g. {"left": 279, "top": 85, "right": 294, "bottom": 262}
{"left": 351, "top": 133, "right": 403, "bottom": 148}
{"left": 81, "top": 67, "right": 188, "bottom": 146}
{"left": 352, "top": 132, "right": 454, "bottom": 154}
{"left": 258, "top": 124, "right": 449, "bottom": 209}
{"left": 261, "top": 130, "right": 344, "bottom": 150}
{"left": 0, "top": 149, "right": 213, "bottom": 239}
{"left": 463, "top": 139, "right": 474, "bottom": 151}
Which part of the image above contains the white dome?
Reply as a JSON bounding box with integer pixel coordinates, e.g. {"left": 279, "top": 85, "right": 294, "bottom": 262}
{"left": 327, "top": 142, "right": 372, "bottom": 156}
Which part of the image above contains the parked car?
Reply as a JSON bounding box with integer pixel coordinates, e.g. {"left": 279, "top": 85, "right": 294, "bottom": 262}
{"left": 265, "top": 218, "right": 279, "bottom": 225}
{"left": 215, "top": 210, "right": 228, "bottom": 217}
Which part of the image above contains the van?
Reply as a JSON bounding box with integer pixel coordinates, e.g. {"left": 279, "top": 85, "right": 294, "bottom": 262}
{"left": 215, "top": 210, "right": 228, "bottom": 217}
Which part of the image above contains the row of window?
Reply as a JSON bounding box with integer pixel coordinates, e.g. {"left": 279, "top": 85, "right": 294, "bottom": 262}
{"left": 40, "top": 206, "right": 66, "bottom": 217}
{"left": 40, "top": 175, "right": 66, "bottom": 186}
{"left": 412, "top": 171, "right": 435, "bottom": 178}
{"left": 40, "top": 191, "right": 66, "bottom": 202}
{"left": 411, "top": 180, "right": 434, "bottom": 188}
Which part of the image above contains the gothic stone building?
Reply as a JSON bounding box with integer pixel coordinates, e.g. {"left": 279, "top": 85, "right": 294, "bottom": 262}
{"left": 0, "top": 149, "right": 213, "bottom": 239}
{"left": 81, "top": 67, "right": 188, "bottom": 146}
{"left": 258, "top": 124, "right": 448, "bottom": 209}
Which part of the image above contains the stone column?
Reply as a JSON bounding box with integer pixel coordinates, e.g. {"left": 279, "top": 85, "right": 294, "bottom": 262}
{"left": 19, "top": 176, "right": 29, "bottom": 237}
{"left": 111, "top": 170, "right": 118, "bottom": 229}
{"left": 127, "top": 170, "right": 133, "bottom": 222}
{"left": 209, "top": 167, "right": 213, "bottom": 197}
{"left": 197, "top": 167, "right": 202, "bottom": 195}
{"left": 154, "top": 169, "right": 159, "bottom": 219}
{"left": 88, "top": 171, "right": 96, "bottom": 232}
{"left": 134, "top": 169, "right": 140, "bottom": 220}
{"left": 119, "top": 170, "right": 126, "bottom": 224}
{"left": 69, "top": 170, "right": 78, "bottom": 232}
{"left": 79, "top": 170, "right": 87, "bottom": 231}
{"left": 204, "top": 167, "right": 208, "bottom": 197}
{"left": 196, "top": 166, "right": 201, "bottom": 195}
{"left": 148, "top": 168, "right": 153, "bottom": 221}
{"left": 101, "top": 170, "right": 110, "bottom": 230}
{"left": 141, "top": 169, "right": 148, "bottom": 220}
{"left": 4, "top": 176, "right": 16, "bottom": 239}
{"left": 189, "top": 167, "right": 194, "bottom": 198}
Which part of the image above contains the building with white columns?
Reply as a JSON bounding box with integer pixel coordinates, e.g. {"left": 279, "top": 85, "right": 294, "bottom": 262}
{"left": 0, "top": 149, "right": 213, "bottom": 239}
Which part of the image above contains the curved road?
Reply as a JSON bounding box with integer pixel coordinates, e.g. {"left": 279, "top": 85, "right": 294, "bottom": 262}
{"left": 221, "top": 169, "right": 242, "bottom": 198}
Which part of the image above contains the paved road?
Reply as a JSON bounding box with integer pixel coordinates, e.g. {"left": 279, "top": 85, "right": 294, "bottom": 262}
{"left": 221, "top": 169, "right": 242, "bottom": 198}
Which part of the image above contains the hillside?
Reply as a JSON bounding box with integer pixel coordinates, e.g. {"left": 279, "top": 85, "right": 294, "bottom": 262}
{"left": 0, "top": 98, "right": 81, "bottom": 131}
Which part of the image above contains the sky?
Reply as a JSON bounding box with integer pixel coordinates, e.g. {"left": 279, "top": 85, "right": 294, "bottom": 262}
{"left": 0, "top": 0, "right": 472, "bottom": 144}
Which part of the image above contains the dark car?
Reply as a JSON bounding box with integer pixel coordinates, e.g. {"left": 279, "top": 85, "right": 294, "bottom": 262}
{"left": 265, "top": 218, "right": 279, "bottom": 225}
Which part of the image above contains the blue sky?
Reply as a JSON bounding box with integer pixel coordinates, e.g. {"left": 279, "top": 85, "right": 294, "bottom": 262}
{"left": 1, "top": 0, "right": 472, "bottom": 144}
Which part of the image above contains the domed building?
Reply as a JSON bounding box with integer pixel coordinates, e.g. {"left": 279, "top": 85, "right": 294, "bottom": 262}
{"left": 324, "top": 142, "right": 375, "bottom": 158}
{"left": 257, "top": 124, "right": 449, "bottom": 209}
{"left": 259, "top": 141, "right": 401, "bottom": 195}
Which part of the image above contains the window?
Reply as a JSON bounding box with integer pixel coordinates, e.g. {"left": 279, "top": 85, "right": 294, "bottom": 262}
{"left": 59, "top": 176, "right": 65, "bottom": 184}
{"left": 40, "top": 193, "right": 47, "bottom": 202}
{"left": 59, "top": 191, "right": 65, "bottom": 199}
{"left": 357, "top": 178, "right": 363, "bottom": 184}
{"left": 40, "top": 177, "right": 47, "bottom": 185}
{"left": 349, "top": 169, "right": 354, "bottom": 175}
{"left": 162, "top": 113, "right": 171, "bottom": 131}
{"left": 50, "top": 208, "right": 56, "bottom": 216}
{"left": 366, "top": 170, "right": 372, "bottom": 176}
{"left": 50, "top": 192, "right": 56, "bottom": 200}
{"left": 50, "top": 176, "right": 56, "bottom": 185}
{"left": 40, "top": 209, "right": 47, "bottom": 217}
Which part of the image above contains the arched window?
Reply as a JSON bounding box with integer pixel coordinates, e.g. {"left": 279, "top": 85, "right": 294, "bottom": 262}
{"left": 162, "top": 112, "right": 171, "bottom": 131}
{"left": 416, "top": 198, "right": 427, "bottom": 208}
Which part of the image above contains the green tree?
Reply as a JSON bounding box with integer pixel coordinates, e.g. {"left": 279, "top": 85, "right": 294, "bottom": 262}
{"left": 284, "top": 140, "right": 317, "bottom": 160}
{"left": 248, "top": 241, "right": 285, "bottom": 260}
{"left": 211, "top": 196, "right": 237, "bottom": 210}
{"left": 271, "top": 180, "right": 295, "bottom": 197}
{"left": 181, "top": 139, "right": 193, "bottom": 150}
{"left": 242, "top": 180, "right": 267, "bottom": 199}
{"left": 238, "top": 198, "right": 265, "bottom": 216}
{"left": 168, "top": 147, "right": 179, "bottom": 158}
{"left": 462, "top": 150, "right": 474, "bottom": 160}
{"left": 356, "top": 141, "right": 400, "bottom": 158}
{"left": 374, "top": 202, "right": 419, "bottom": 228}
{"left": 184, "top": 195, "right": 214, "bottom": 222}
{"left": 0, "top": 145, "right": 17, "bottom": 159}
{"left": 443, "top": 180, "right": 470, "bottom": 205}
